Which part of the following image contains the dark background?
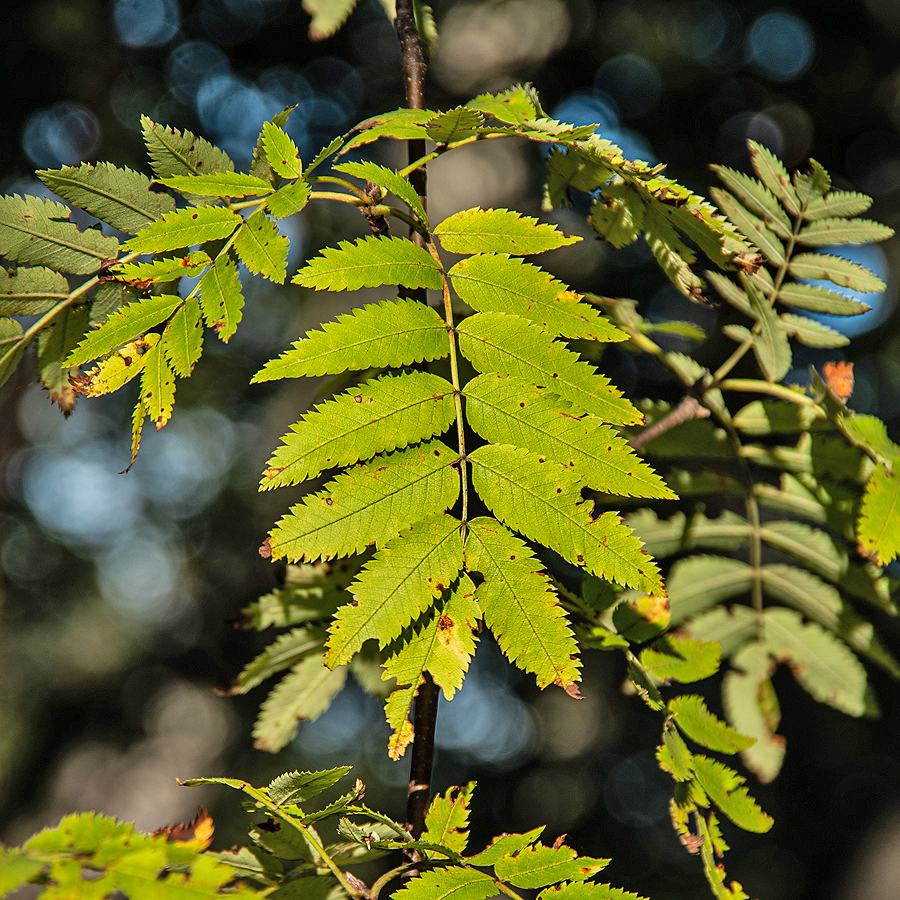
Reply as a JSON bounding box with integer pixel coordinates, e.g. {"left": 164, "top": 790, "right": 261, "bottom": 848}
{"left": 2, "top": 2, "right": 900, "bottom": 899}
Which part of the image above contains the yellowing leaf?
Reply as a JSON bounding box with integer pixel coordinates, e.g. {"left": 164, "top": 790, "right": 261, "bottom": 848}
{"left": 858, "top": 461, "right": 900, "bottom": 566}
{"left": 435, "top": 208, "right": 579, "bottom": 255}
{"left": 139, "top": 342, "right": 176, "bottom": 428}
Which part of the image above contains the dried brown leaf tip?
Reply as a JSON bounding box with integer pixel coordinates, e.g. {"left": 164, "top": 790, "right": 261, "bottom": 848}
{"left": 152, "top": 807, "right": 214, "bottom": 848}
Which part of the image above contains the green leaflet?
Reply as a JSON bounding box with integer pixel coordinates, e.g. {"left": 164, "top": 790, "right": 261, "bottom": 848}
{"left": 262, "top": 371, "right": 456, "bottom": 490}
{"left": 199, "top": 253, "right": 243, "bottom": 341}
{"left": 66, "top": 294, "right": 182, "bottom": 367}
{"left": 748, "top": 140, "right": 800, "bottom": 216}
{"left": 457, "top": 312, "right": 642, "bottom": 426}
{"left": 140, "top": 341, "right": 176, "bottom": 427}
{"left": 293, "top": 235, "right": 443, "bottom": 291}
{"left": 537, "top": 882, "right": 650, "bottom": 900}
{"left": 160, "top": 295, "right": 204, "bottom": 377}
{"left": 669, "top": 695, "right": 754, "bottom": 754}
{"left": 464, "top": 374, "right": 673, "bottom": 499}
{"left": 469, "top": 444, "right": 664, "bottom": 595}
{"left": 334, "top": 160, "right": 427, "bottom": 226}
{"left": 424, "top": 783, "right": 475, "bottom": 856}
{"left": 780, "top": 312, "right": 849, "bottom": 348}
{"left": 493, "top": 844, "right": 608, "bottom": 888}
{"left": 262, "top": 121, "right": 304, "bottom": 178}
{"left": 426, "top": 107, "right": 485, "bottom": 143}
{"left": 467, "top": 85, "right": 542, "bottom": 124}
{"left": 858, "top": 461, "right": 900, "bottom": 566}
{"left": 233, "top": 210, "right": 288, "bottom": 283}
{"left": 114, "top": 251, "right": 212, "bottom": 284}
{"left": 776, "top": 282, "right": 870, "bottom": 316}
{"left": 125, "top": 205, "right": 242, "bottom": 253}
{"left": 732, "top": 398, "right": 824, "bottom": 434}
{"left": 0, "top": 266, "right": 68, "bottom": 315}
{"left": 805, "top": 190, "right": 872, "bottom": 220}
{"left": 640, "top": 634, "right": 721, "bottom": 684}
{"left": 157, "top": 171, "right": 273, "bottom": 197}
{"left": 303, "top": 0, "right": 359, "bottom": 39}
{"left": 266, "top": 180, "right": 311, "bottom": 219}
{"left": 391, "top": 865, "right": 497, "bottom": 900}
{"left": 0, "top": 319, "right": 27, "bottom": 389}
{"left": 590, "top": 188, "right": 645, "bottom": 248}
{"left": 692, "top": 755, "right": 774, "bottom": 833}
{"left": 840, "top": 414, "right": 900, "bottom": 466}
{"left": 449, "top": 255, "right": 624, "bottom": 342}
{"left": 342, "top": 108, "right": 436, "bottom": 153}
{"left": 235, "top": 625, "right": 327, "bottom": 693}
{"left": 758, "top": 520, "right": 846, "bottom": 582}
{"left": 250, "top": 106, "right": 295, "bottom": 185}
{"left": 383, "top": 576, "right": 480, "bottom": 759}
{"left": 253, "top": 654, "right": 348, "bottom": 752}
{"left": 659, "top": 722, "right": 695, "bottom": 782}
{"left": 434, "top": 208, "right": 579, "bottom": 255}
{"left": 710, "top": 187, "right": 786, "bottom": 266}
{"left": 326, "top": 513, "right": 465, "bottom": 665}
{"left": 465, "top": 828, "right": 545, "bottom": 867}
{"left": 723, "top": 642, "right": 785, "bottom": 784}
{"left": 746, "top": 277, "right": 790, "bottom": 382}
{"left": 666, "top": 555, "right": 754, "bottom": 625}
{"left": 38, "top": 161, "right": 175, "bottom": 234}
{"left": 708, "top": 164, "right": 792, "bottom": 237}
{"left": 141, "top": 115, "right": 235, "bottom": 180}
{"left": 267, "top": 766, "right": 354, "bottom": 806}
{"left": 74, "top": 335, "right": 159, "bottom": 397}
{"left": 763, "top": 607, "right": 868, "bottom": 716}
{"left": 253, "top": 298, "right": 448, "bottom": 380}
{"left": 268, "top": 439, "right": 460, "bottom": 562}
{"left": 625, "top": 509, "right": 750, "bottom": 558}
{"left": 465, "top": 517, "right": 580, "bottom": 691}
{"left": 788, "top": 252, "right": 886, "bottom": 292}
{"left": 642, "top": 205, "right": 706, "bottom": 300}
{"left": 798, "top": 216, "right": 893, "bottom": 246}
{"left": 36, "top": 303, "right": 89, "bottom": 412}
{"left": 0, "top": 194, "right": 119, "bottom": 275}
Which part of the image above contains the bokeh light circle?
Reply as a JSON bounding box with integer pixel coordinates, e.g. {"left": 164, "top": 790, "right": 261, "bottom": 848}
{"left": 593, "top": 54, "right": 662, "bottom": 119}
{"left": 114, "top": 0, "right": 180, "bottom": 47}
{"left": 22, "top": 103, "right": 101, "bottom": 168}
{"left": 165, "top": 41, "right": 230, "bottom": 105}
{"left": 746, "top": 11, "right": 814, "bottom": 82}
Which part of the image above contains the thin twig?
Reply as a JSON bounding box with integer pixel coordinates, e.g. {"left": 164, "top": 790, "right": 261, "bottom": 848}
{"left": 628, "top": 394, "right": 710, "bottom": 452}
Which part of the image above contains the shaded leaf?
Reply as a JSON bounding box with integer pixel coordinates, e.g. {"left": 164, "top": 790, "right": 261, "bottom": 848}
{"left": 0, "top": 265, "right": 68, "bottom": 315}
{"left": 686, "top": 604, "right": 758, "bottom": 659}
{"left": 788, "top": 252, "right": 886, "bottom": 292}
{"left": 692, "top": 755, "right": 774, "bottom": 833}
{"left": 748, "top": 140, "right": 799, "bottom": 216}
{"left": 235, "top": 626, "right": 327, "bottom": 693}
{"left": 710, "top": 187, "right": 785, "bottom": 266}
{"left": 780, "top": 312, "right": 849, "bottom": 348}
{"left": 777, "top": 282, "right": 870, "bottom": 316}
{"left": 798, "top": 217, "right": 893, "bottom": 246}
{"left": 0, "top": 319, "right": 26, "bottom": 389}
{"left": 625, "top": 509, "right": 750, "bottom": 559}
{"left": 640, "top": 635, "right": 721, "bottom": 684}
{"left": 805, "top": 190, "right": 872, "bottom": 220}
{"left": 666, "top": 555, "right": 754, "bottom": 626}
{"left": 36, "top": 303, "right": 89, "bottom": 413}
{"left": 709, "top": 164, "right": 791, "bottom": 237}
{"left": 669, "top": 695, "right": 754, "bottom": 754}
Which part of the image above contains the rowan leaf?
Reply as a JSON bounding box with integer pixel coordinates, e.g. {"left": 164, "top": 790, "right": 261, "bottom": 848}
{"left": 141, "top": 115, "right": 235, "bottom": 179}
{"left": 139, "top": 341, "right": 176, "bottom": 428}
{"left": 38, "top": 161, "right": 175, "bottom": 234}
{"left": 342, "top": 108, "right": 435, "bottom": 152}
{"left": 858, "top": 460, "right": 900, "bottom": 566}
{"left": 426, "top": 106, "right": 485, "bottom": 143}
{"left": 788, "top": 252, "right": 886, "bottom": 292}
{"left": 465, "top": 516, "right": 580, "bottom": 691}
{"left": 156, "top": 171, "right": 273, "bottom": 198}
{"left": 334, "top": 160, "right": 426, "bottom": 225}
{"left": 642, "top": 205, "right": 706, "bottom": 299}
{"left": 658, "top": 721, "right": 695, "bottom": 782}
{"left": 666, "top": 555, "right": 754, "bottom": 625}
{"left": 268, "top": 439, "right": 460, "bottom": 563}
{"left": 709, "top": 164, "right": 791, "bottom": 237}
{"left": 262, "top": 121, "right": 304, "bottom": 178}
{"left": 710, "top": 188, "right": 785, "bottom": 266}
{"left": 723, "top": 642, "right": 785, "bottom": 784}
{"left": 763, "top": 607, "right": 869, "bottom": 716}
{"left": 198, "top": 252, "right": 243, "bottom": 341}
{"left": 805, "top": 190, "right": 872, "bottom": 220}
{"left": 390, "top": 865, "right": 497, "bottom": 900}
{"left": 465, "top": 828, "right": 545, "bottom": 867}
{"left": 253, "top": 654, "right": 348, "bottom": 752}
{"left": 469, "top": 444, "right": 664, "bottom": 595}
{"left": 590, "top": 188, "right": 645, "bottom": 249}
{"left": 493, "top": 844, "right": 608, "bottom": 888}
{"left": 536, "top": 882, "right": 649, "bottom": 900}
{"left": 261, "top": 371, "right": 456, "bottom": 490}
{"left": 640, "top": 634, "right": 721, "bottom": 684}
{"left": 746, "top": 277, "right": 791, "bottom": 381}
{"left": 748, "top": 140, "right": 800, "bottom": 216}
{"left": 0, "top": 194, "right": 118, "bottom": 274}
{"left": 669, "top": 695, "right": 755, "bottom": 754}
{"left": 798, "top": 217, "right": 893, "bottom": 246}
{"left": 457, "top": 312, "right": 642, "bottom": 426}
{"left": 435, "top": 208, "right": 579, "bottom": 255}
{"left": 293, "top": 235, "right": 442, "bottom": 291}
{"left": 125, "top": 205, "right": 241, "bottom": 253}
{"left": 233, "top": 209, "right": 288, "bottom": 283}
{"left": 465, "top": 374, "right": 673, "bottom": 498}
{"left": 692, "top": 755, "right": 774, "bottom": 833}
{"left": 450, "top": 255, "right": 624, "bottom": 342}
{"left": 267, "top": 766, "right": 353, "bottom": 806}
{"left": 0, "top": 265, "right": 68, "bottom": 315}
{"left": 253, "top": 298, "right": 448, "bottom": 381}
{"left": 266, "top": 179, "right": 311, "bottom": 219}
{"left": 302, "top": 0, "right": 358, "bottom": 40}
{"left": 779, "top": 312, "right": 849, "bottom": 348}
{"left": 234, "top": 626, "right": 327, "bottom": 693}
{"left": 36, "top": 303, "right": 89, "bottom": 413}
{"left": 467, "top": 85, "right": 543, "bottom": 124}
{"left": 625, "top": 509, "right": 750, "bottom": 559}
{"left": 66, "top": 294, "right": 182, "bottom": 366}
{"left": 776, "top": 282, "right": 870, "bottom": 316}
{"left": 326, "top": 513, "right": 465, "bottom": 665}
{"left": 73, "top": 334, "right": 160, "bottom": 397}
{"left": 113, "top": 250, "right": 212, "bottom": 284}
{"left": 160, "top": 295, "right": 204, "bottom": 377}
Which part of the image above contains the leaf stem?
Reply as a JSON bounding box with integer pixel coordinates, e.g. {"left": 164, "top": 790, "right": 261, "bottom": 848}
{"left": 719, "top": 378, "right": 819, "bottom": 407}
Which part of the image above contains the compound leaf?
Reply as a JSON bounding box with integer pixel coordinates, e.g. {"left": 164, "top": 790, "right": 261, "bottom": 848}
{"left": 233, "top": 209, "right": 288, "bottom": 283}
{"left": 66, "top": 294, "right": 182, "bottom": 366}
{"left": 293, "top": 235, "right": 443, "bottom": 291}
{"left": 268, "top": 439, "right": 459, "bottom": 563}
{"left": 261, "top": 371, "right": 456, "bottom": 490}
{"left": 0, "top": 194, "right": 118, "bottom": 274}
{"left": 466, "top": 516, "right": 580, "bottom": 691}
{"left": 449, "top": 255, "right": 623, "bottom": 342}
{"left": 38, "top": 161, "right": 175, "bottom": 234}
{"left": 254, "top": 298, "right": 448, "bottom": 380}
{"left": 464, "top": 374, "right": 673, "bottom": 499}
{"left": 469, "top": 444, "right": 663, "bottom": 595}
{"left": 457, "top": 312, "right": 642, "bottom": 426}
{"left": 125, "top": 205, "right": 241, "bottom": 254}
{"left": 326, "top": 513, "right": 465, "bottom": 665}
{"left": 435, "top": 208, "right": 579, "bottom": 255}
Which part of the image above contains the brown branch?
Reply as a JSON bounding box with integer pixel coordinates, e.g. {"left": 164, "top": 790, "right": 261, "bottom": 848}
{"left": 628, "top": 394, "right": 709, "bottom": 452}
{"left": 405, "top": 673, "right": 441, "bottom": 843}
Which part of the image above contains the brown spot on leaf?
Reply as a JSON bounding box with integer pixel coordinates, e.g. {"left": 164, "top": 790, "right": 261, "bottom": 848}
{"left": 258, "top": 537, "right": 272, "bottom": 558}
